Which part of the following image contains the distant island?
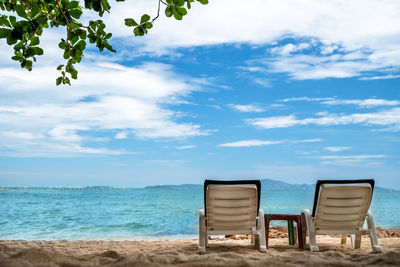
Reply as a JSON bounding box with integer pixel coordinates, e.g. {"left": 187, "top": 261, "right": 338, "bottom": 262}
{"left": 145, "top": 178, "right": 394, "bottom": 192}
{"left": 0, "top": 179, "right": 395, "bottom": 191}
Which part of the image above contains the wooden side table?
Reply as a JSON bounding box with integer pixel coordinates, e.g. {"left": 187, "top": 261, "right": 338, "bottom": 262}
{"left": 264, "top": 214, "right": 304, "bottom": 249}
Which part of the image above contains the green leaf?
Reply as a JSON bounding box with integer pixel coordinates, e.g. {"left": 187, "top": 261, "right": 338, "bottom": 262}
{"left": 15, "top": 5, "right": 27, "bottom": 19}
{"left": 57, "top": 64, "right": 64, "bottom": 70}
{"left": 69, "top": 8, "right": 83, "bottom": 19}
{"left": 165, "top": 6, "right": 173, "bottom": 17}
{"left": 197, "top": 0, "right": 208, "bottom": 4}
{"left": 30, "top": 36, "right": 39, "bottom": 46}
{"left": 133, "top": 27, "right": 143, "bottom": 36}
{"left": 7, "top": 34, "right": 17, "bottom": 45}
{"left": 75, "top": 40, "right": 86, "bottom": 50}
{"left": 174, "top": 0, "right": 185, "bottom": 6}
{"left": 124, "top": 18, "right": 138, "bottom": 27}
{"left": 32, "top": 47, "right": 44, "bottom": 56}
{"left": 56, "top": 77, "right": 62, "bottom": 85}
{"left": 140, "top": 14, "right": 150, "bottom": 24}
{"left": 70, "top": 36, "right": 79, "bottom": 45}
{"left": 0, "top": 16, "right": 11, "bottom": 27}
{"left": 64, "top": 77, "right": 71, "bottom": 85}
{"left": 144, "top": 22, "right": 152, "bottom": 29}
{"left": 25, "top": 60, "right": 32, "bottom": 71}
{"left": 79, "top": 30, "right": 87, "bottom": 39}
{"left": 67, "top": 1, "right": 79, "bottom": 9}
{"left": 71, "top": 70, "right": 78, "bottom": 79}
{"left": 172, "top": 8, "right": 183, "bottom": 20}
{"left": 0, "top": 28, "right": 10, "bottom": 39}
{"left": 9, "top": 16, "right": 16, "bottom": 27}
{"left": 13, "top": 42, "right": 24, "bottom": 50}
{"left": 176, "top": 7, "right": 187, "bottom": 15}
{"left": 11, "top": 55, "right": 22, "bottom": 61}
{"left": 63, "top": 50, "right": 69, "bottom": 59}
{"left": 58, "top": 41, "right": 67, "bottom": 49}
{"left": 30, "top": 6, "right": 40, "bottom": 18}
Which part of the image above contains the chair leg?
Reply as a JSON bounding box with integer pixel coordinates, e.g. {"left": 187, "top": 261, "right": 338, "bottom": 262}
{"left": 199, "top": 209, "right": 206, "bottom": 254}
{"left": 366, "top": 210, "right": 382, "bottom": 254}
{"left": 258, "top": 209, "right": 267, "bottom": 252}
{"left": 351, "top": 234, "right": 361, "bottom": 249}
{"left": 341, "top": 234, "right": 347, "bottom": 244}
{"left": 302, "top": 209, "right": 319, "bottom": 252}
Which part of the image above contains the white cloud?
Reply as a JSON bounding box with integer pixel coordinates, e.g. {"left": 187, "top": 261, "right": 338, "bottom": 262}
{"left": 372, "top": 125, "right": 400, "bottom": 132}
{"left": 248, "top": 48, "right": 394, "bottom": 80}
{"left": 0, "top": 135, "right": 131, "bottom": 157}
{"left": 251, "top": 78, "right": 271, "bottom": 88}
{"left": 248, "top": 115, "right": 300, "bottom": 129}
{"left": 115, "top": 131, "right": 129, "bottom": 139}
{"left": 228, "top": 104, "right": 265, "bottom": 113}
{"left": 102, "top": 0, "right": 400, "bottom": 79}
{"left": 0, "top": 60, "right": 209, "bottom": 157}
{"left": 324, "top": 146, "right": 351, "bottom": 152}
{"left": 281, "top": 97, "right": 400, "bottom": 108}
{"left": 300, "top": 138, "right": 323, "bottom": 143}
{"left": 360, "top": 74, "right": 400, "bottom": 80}
{"left": 3, "top": 0, "right": 400, "bottom": 81}
{"left": 281, "top": 97, "right": 334, "bottom": 102}
{"left": 106, "top": 1, "right": 400, "bottom": 52}
{"left": 218, "top": 138, "right": 321, "bottom": 147}
{"left": 321, "top": 99, "right": 400, "bottom": 107}
{"left": 247, "top": 107, "right": 400, "bottom": 130}
{"left": 176, "top": 145, "right": 196, "bottom": 150}
{"left": 319, "top": 154, "right": 387, "bottom": 166}
{"left": 270, "top": 43, "right": 311, "bottom": 56}
{"left": 219, "top": 140, "right": 284, "bottom": 147}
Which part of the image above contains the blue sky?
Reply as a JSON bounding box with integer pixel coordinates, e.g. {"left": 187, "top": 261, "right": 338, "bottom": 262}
{"left": 0, "top": 0, "right": 399, "bottom": 189}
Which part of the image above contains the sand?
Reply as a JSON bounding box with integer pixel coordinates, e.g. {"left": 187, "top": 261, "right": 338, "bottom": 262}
{"left": 1, "top": 228, "right": 399, "bottom": 266}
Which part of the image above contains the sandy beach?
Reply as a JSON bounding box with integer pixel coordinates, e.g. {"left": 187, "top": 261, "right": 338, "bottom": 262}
{"left": 1, "top": 228, "right": 399, "bottom": 266}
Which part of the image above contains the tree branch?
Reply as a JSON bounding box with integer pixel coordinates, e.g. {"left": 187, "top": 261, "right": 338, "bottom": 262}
{"left": 151, "top": 0, "right": 162, "bottom": 24}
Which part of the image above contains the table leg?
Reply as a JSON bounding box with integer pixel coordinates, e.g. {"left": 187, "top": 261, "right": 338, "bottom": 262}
{"left": 264, "top": 216, "right": 270, "bottom": 249}
{"left": 301, "top": 212, "right": 307, "bottom": 249}
{"left": 296, "top": 217, "right": 304, "bottom": 250}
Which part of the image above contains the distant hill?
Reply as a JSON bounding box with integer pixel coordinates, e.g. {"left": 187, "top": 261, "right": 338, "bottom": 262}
{"left": 260, "top": 179, "right": 314, "bottom": 190}
{"left": 2, "top": 179, "right": 393, "bottom": 191}
{"left": 145, "top": 179, "right": 316, "bottom": 191}
{"left": 145, "top": 184, "right": 202, "bottom": 189}
{"left": 145, "top": 179, "right": 394, "bottom": 191}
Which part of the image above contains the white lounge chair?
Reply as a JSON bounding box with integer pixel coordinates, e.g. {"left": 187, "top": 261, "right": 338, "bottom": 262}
{"left": 302, "top": 179, "right": 381, "bottom": 253}
{"left": 199, "top": 179, "right": 266, "bottom": 254}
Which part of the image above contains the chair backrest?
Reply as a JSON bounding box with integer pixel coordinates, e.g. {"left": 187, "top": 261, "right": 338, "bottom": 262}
{"left": 204, "top": 180, "right": 260, "bottom": 232}
{"left": 312, "top": 179, "right": 374, "bottom": 231}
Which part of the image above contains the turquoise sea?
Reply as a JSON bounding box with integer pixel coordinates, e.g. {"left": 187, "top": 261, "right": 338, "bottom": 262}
{"left": 0, "top": 188, "right": 399, "bottom": 240}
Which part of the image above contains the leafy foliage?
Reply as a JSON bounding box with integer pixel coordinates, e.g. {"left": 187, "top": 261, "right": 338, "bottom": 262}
{"left": 0, "top": 0, "right": 208, "bottom": 85}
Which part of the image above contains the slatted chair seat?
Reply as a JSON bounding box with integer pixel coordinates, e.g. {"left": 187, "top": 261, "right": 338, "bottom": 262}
{"left": 198, "top": 180, "right": 266, "bottom": 254}
{"left": 302, "top": 179, "right": 382, "bottom": 253}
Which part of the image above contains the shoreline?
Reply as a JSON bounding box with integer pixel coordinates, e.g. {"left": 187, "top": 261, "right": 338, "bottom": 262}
{"left": 1, "top": 228, "right": 400, "bottom": 266}
{"left": 1, "top": 227, "right": 398, "bottom": 242}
